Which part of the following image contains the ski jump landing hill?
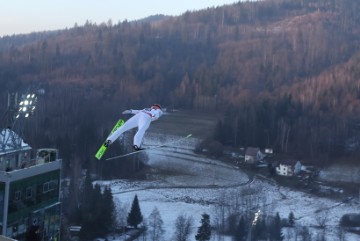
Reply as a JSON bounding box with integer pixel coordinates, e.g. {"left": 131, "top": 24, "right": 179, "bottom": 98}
{"left": 146, "top": 109, "right": 219, "bottom": 147}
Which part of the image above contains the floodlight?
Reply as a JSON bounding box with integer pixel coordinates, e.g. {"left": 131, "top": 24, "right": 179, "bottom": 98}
{"left": 16, "top": 93, "right": 38, "bottom": 118}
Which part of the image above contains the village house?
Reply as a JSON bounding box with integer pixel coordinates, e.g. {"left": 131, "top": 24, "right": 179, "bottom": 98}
{"left": 264, "top": 148, "right": 273, "bottom": 155}
{"left": 276, "top": 160, "right": 302, "bottom": 176}
{"left": 244, "top": 147, "right": 263, "bottom": 164}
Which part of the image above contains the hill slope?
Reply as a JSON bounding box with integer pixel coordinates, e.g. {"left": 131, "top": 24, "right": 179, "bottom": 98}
{"left": 0, "top": 0, "right": 360, "bottom": 169}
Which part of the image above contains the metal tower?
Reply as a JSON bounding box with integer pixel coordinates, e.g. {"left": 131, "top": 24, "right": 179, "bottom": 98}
{"left": 0, "top": 92, "right": 37, "bottom": 154}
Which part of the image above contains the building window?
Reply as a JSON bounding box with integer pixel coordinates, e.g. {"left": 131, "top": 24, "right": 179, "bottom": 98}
{"left": 43, "top": 179, "right": 59, "bottom": 194}
{"left": 49, "top": 180, "right": 58, "bottom": 190}
{"left": 43, "top": 182, "right": 49, "bottom": 193}
{"left": 15, "top": 191, "right": 21, "bottom": 201}
{"left": 26, "top": 187, "right": 32, "bottom": 198}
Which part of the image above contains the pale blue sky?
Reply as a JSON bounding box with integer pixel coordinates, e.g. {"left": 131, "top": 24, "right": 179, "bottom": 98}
{"left": 0, "top": 0, "right": 238, "bottom": 37}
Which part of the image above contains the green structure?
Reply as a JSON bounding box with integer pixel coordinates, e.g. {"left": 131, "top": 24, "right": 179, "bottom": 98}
{"left": 0, "top": 92, "right": 61, "bottom": 241}
{"left": 0, "top": 131, "right": 61, "bottom": 241}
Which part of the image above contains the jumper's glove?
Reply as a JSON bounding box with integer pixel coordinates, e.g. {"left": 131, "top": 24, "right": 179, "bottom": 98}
{"left": 122, "top": 110, "right": 132, "bottom": 114}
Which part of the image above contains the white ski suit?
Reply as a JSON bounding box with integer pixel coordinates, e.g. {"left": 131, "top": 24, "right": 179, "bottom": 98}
{"left": 106, "top": 106, "right": 163, "bottom": 148}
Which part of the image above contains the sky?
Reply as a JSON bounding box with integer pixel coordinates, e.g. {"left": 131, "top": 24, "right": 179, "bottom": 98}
{"left": 0, "top": 0, "right": 238, "bottom": 37}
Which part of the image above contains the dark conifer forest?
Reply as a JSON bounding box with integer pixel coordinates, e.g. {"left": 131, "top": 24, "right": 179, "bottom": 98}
{"left": 1, "top": 0, "right": 360, "bottom": 175}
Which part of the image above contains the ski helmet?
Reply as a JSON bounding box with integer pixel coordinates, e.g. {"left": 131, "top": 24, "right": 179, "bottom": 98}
{"left": 151, "top": 104, "right": 162, "bottom": 109}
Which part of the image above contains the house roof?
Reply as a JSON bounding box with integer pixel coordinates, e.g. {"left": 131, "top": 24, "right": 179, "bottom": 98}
{"left": 245, "top": 147, "right": 260, "bottom": 156}
{"left": 0, "top": 128, "right": 31, "bottom": 155}
{"left": 279, "top": 159, "right": 300, "bottom": 166}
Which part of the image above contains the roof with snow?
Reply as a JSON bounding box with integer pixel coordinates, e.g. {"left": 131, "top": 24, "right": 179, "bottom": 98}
{"left": 0, "top": 128, "right": 31, "bottom": 155}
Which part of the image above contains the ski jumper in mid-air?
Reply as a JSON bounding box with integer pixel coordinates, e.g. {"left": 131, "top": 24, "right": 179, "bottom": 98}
{"left": 105, "top": 104, "right": 163, "bottom": 151}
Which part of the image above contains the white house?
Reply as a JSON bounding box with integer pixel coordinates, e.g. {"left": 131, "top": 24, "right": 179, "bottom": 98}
{"left": 276, "top": 160, "right": 302, "bottom": 176}
{"left": 264, "top": 148, "right": 273, "bottom": 155}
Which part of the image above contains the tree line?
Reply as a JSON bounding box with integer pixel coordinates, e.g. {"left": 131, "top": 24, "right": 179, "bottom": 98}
{"left": 0, "top": 0, "right": 360, "bottom": 175}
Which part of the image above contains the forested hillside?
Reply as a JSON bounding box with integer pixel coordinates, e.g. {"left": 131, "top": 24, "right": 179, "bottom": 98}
{"left": 1, "top": 0, "right": 360, "bottom": 174}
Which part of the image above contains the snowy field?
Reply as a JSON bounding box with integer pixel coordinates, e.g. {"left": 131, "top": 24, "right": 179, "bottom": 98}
{"left": 96, "top": 111, "right": 360, "bottom": 241}
{"left": 319, "top": 164, "right": 360, "bottom": 184}
{"left": 97, "top": 139, "right": 359, "bottom": 241}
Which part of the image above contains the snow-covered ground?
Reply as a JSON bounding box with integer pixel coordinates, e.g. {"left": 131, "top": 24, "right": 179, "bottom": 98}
{"left": 97, "top": 135, "right": 359, "bottom": 241}
{"left": 96, "top": 111, "right": 359, "bottom": 241}
{"left": 319, "top": 164, "right": 360, "bottom": 184}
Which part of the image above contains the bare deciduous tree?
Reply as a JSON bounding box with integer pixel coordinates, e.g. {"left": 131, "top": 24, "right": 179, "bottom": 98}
{"left": 315, "top": 210, "right": 329, "bottom": 229}
{"left": 337, "top": 226, "right": 345, "bottom": 241}
{"left": 297, "top": 227, "right": 312, "bottom": 241}
{"left": 173, "top": 214, "right": 194, "bottom": 241}
{"left": 148, "top": 207, "right": 165, "bottom": 241}
{"left": 115, "top": 198, "right": 129, "bottom": 228}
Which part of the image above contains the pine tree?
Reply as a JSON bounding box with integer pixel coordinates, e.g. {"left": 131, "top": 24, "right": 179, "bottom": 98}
{"left": 288, "top": 211, "right": 295, "bottom": 227}
{"left": 253, "top": 217, "right": 267, "bottom": 241}
{"left": 77, "top": 182, "right": 117, "bottom": 240}
{"left": 102, "top": 185, "right": 116, "bottom": 232}
{"left": 234, "top": 216, "right": 246, "bottom": 241}
{"left": 127, "top": 194, "right": 143, "bottom": 228}
{"left": 79, "top": 175, "right": 103, "bottom": 240}
{"left": 92, "top": 184, "right": 106, "bottom": 237}
{"left": 80, "top": 170, "right": 94, "bottom": 213}
{"left": 67, "top": 173, "right": 81, "bottom": 224}
{"left": 78, "top": 171, "right": 96, "bottom": 240}
{"left": 271, "top": 212, "right": 284, "bottom": 241}
{"left": 195, "top": 213, "right": 211, "bottom": 241}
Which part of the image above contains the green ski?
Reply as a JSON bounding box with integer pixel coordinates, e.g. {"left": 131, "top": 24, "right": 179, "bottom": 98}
{"left": 105, "top": 134, "right": 192, "bottom": 161}
{"left": 95, "top": 119, "right": 124, "bottom": 160}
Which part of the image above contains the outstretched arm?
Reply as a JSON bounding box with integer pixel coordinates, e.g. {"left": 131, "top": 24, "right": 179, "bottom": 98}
{"left": 122, "top": 109, "right": 140, "bottom": 114}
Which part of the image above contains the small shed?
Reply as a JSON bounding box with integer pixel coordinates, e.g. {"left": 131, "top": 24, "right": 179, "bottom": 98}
{"left": 244, "top": 147, "right": 262, "bottom": 164}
